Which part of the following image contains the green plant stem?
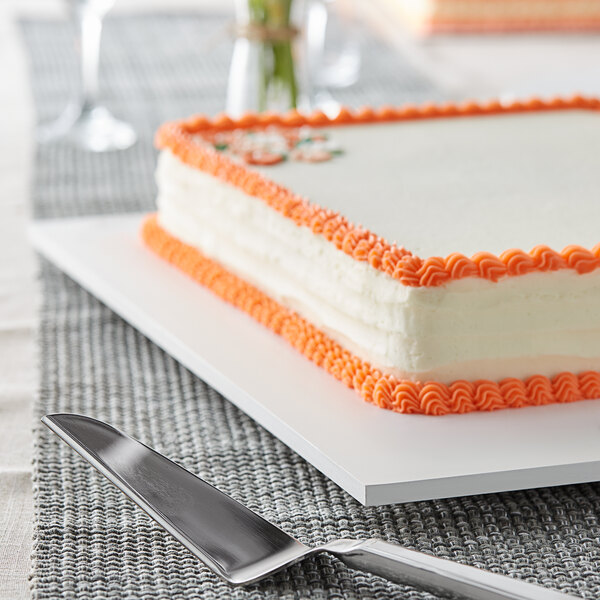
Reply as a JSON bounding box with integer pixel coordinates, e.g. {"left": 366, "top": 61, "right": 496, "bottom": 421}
{"left": 248, "top": 0, "right": 298, "bottom": 112}
{"left": 272, "top": 40, "right": 297, "bottom": 109}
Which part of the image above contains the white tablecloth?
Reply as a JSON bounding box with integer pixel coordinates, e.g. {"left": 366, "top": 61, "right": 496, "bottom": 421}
{"left": 0, "top": 3, "right": 36, "bottom": 599}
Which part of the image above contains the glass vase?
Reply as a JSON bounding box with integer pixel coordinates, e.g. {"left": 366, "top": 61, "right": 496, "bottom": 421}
{"left": 226, "top": 0, "right": 305, "bottom": 117}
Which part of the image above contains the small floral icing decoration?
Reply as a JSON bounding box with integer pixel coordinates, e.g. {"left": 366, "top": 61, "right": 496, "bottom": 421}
{"left": 203, "top": 126, "right": 343, "bottom": 166}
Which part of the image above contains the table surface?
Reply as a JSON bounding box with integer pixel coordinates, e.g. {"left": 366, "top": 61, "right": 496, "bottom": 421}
{"left": 4, "top": 1, "right": 600, "bottom": 597}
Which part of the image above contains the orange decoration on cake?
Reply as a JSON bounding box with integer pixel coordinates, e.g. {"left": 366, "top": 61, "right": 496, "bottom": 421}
{"left": 142, "top": 215, "right": 600, "bottom": 416}
{"left": 156, "top": 95, "right": 600, "bottom": 288}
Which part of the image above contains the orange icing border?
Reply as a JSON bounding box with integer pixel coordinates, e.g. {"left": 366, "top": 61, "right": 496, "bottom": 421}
{"left": 424, "top": 20, "right": 600, "bottom": 34}
{"left": 156, "top": 96, "right": 600, "bottom": 288}
{"left": 142, "top": 214, "right": 600, "bottom": 416}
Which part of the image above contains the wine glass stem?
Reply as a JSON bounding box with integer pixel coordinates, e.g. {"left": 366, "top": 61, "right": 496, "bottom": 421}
{"left": 78, "top": 7, "right": 104, "bottom": 111}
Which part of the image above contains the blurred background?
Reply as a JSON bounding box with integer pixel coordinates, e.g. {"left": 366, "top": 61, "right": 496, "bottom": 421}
{"left": 7, "top": 0, "right": 600, "bottom": 145}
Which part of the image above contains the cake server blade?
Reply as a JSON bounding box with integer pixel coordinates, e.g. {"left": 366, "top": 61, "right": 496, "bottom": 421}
{"left": 43, "top": 413, "right": 579, "bottom": 599}
{"left": 41, "top": 413, "right": 310, "bottom": 584}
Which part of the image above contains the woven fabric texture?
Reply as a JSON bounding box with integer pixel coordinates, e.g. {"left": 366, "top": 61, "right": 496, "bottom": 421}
{"left": 22, "top": 14, "right": 600, "bottom": 600}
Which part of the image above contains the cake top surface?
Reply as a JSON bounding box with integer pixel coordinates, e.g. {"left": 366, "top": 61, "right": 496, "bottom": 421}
{"left": 157, "top": 99, "right": 600, "bottom": 286}
{"left": 249, "top": 110, "right": 600, "bottom": 257}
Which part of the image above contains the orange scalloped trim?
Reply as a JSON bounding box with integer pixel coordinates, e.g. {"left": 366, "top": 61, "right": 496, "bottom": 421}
{"left": 141, "top": 214, "right": 600, "bottom": 416}
{"left": 156, "top": 95, "right": 600, "bottom": 288}
{"left": 422, "top": 18, "right": 600, "bottom": 35}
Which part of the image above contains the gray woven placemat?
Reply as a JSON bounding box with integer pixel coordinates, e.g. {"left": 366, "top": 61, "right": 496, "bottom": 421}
{"left": 21, "top": 13, "right": 600, "bottom": 600}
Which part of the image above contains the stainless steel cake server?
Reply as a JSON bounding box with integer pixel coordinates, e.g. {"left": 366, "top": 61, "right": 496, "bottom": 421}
{"left": 43, "top": 413, "right": 578, "bottom": 599}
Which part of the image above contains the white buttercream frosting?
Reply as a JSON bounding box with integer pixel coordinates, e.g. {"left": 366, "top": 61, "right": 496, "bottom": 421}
{"left": 252, "top": 110, "right": 600, "bottom": 257}
{"left": 155, "top": 146, "right": 600, "bottom": 383}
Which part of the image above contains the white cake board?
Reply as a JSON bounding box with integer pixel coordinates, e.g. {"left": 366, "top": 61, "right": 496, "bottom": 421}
{"left": 29, "top": 213, "right": 600, "bottom": 506}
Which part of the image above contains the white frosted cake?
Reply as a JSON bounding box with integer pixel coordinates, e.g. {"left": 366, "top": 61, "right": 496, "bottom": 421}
{"left": 380, "top": 0, "right": 600, "bottom": 33}
{"left": 142, "top": 97, "right": 600, "bottom": 415}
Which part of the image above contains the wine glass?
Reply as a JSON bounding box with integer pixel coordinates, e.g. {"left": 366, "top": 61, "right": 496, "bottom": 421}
{"left": 305, "top": 0, "right": 361, "bottom": 116}
{"left": 38, "top": 0, "right": 136, "bottom": 152}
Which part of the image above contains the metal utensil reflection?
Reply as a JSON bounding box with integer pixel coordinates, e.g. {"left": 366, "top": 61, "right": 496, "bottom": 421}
{"left": 43, "top": 413, "right": 578, "bottom": 599}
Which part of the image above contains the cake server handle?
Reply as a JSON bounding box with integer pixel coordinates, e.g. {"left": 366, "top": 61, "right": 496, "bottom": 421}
{"left": 327, "top": 538, "right": 574, "bottom": 600}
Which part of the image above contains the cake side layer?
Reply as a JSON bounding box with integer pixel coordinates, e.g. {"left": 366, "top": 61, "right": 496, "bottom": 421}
{"left": 141, "top": 214, "right": 600, "bottom": 415}
{"left": 156, "top": 149, "right": 600, "bottom": 383}
{"left": 156, "top": 98, "right": 600, "bottom": 289}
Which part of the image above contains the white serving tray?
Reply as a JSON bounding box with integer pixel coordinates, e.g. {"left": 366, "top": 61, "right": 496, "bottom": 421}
{"left": 29, "top": 213, "right": 600, "bottom": 506}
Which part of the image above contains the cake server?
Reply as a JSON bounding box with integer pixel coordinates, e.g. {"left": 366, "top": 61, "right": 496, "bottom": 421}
{"left": 43, "top": 413, "right": 577, "bottom": 599}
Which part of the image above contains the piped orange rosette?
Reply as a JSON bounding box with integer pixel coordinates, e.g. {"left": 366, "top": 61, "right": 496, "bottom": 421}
{"left": 143, "top": 96, "right": 600, "bottom": 415}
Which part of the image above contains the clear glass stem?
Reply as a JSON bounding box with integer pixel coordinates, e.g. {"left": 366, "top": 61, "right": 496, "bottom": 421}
{"left": 78, "top": 7, "right": 103, "bottom": 110}
{"left": 36, "top": 0, "right": 136, "bottom": 151}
